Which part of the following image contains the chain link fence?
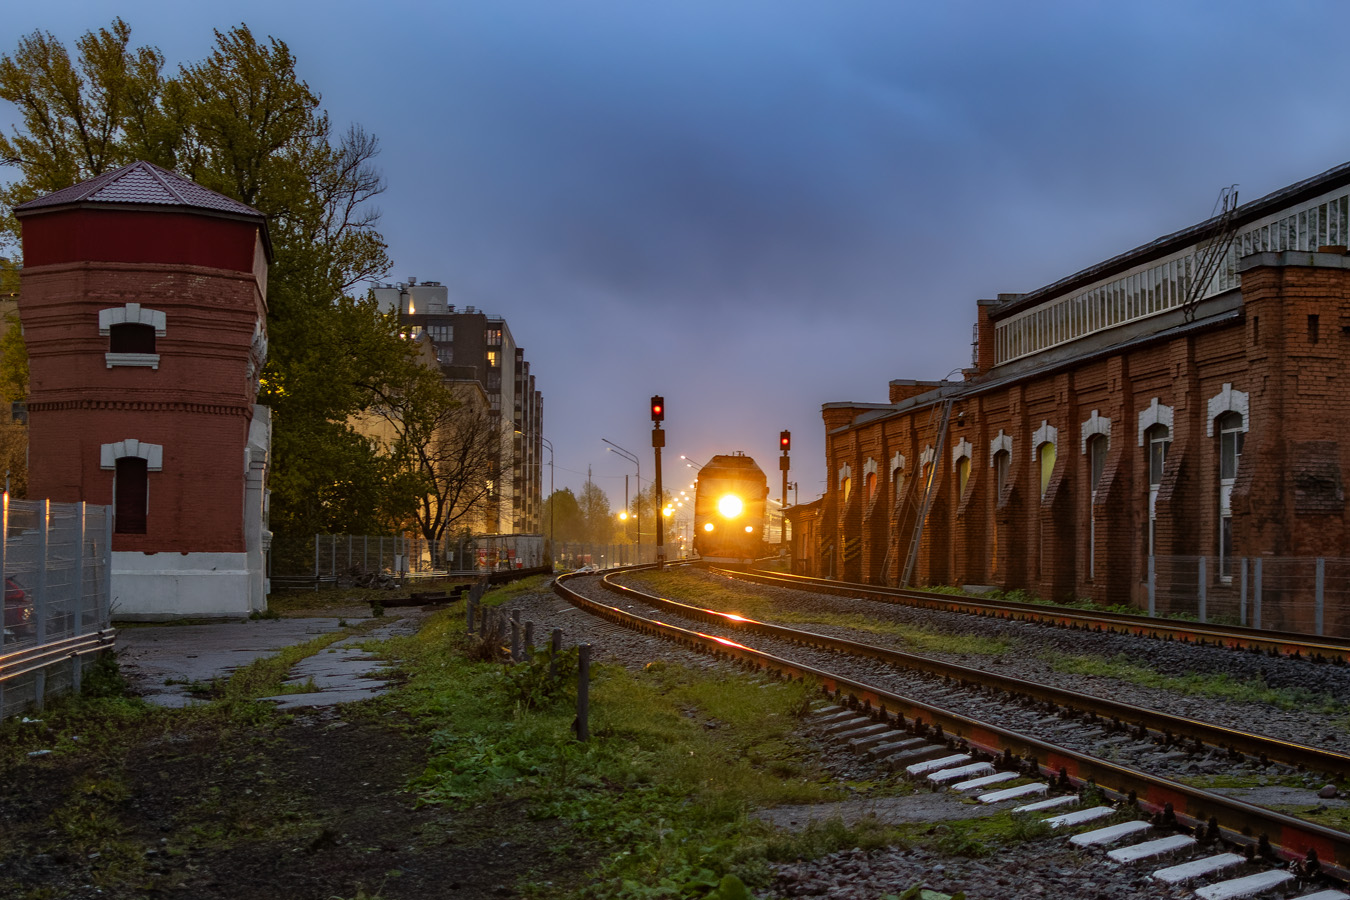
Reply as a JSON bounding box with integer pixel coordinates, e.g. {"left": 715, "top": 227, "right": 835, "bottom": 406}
{"left": 1149, "top": 555, "right": 1350, "bottom": 636}
{"left": 287, "top": 533, "right": 549, "bottom": 586}
{"left": 1, "top": 498, "right": 114, "bottom": 719}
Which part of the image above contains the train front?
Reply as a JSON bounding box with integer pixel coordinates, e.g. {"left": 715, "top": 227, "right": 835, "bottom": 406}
{"left": 692, "top": 454, "right": 767, "bottom": 565}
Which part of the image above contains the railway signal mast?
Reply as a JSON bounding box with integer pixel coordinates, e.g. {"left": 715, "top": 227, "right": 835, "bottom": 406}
{"left": 780, "top": 431, "right": 791, "bottom": 545}
{"left": 651, "top": 396, "right": 666, "bottom": 570}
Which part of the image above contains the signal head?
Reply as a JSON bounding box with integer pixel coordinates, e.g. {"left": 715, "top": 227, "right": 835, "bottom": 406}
{"left": 780, "top": 430, "right": 791, "bottom": 452}
{"left": 651, "top": 395, "right": 665, "bottom": 423}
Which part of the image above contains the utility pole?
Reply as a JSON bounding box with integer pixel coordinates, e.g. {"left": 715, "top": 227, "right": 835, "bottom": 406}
{"left": 652, "top": 395, "right": 665, "bottom": 570}
{"left": 780, "top": 431, "right": 791, "bottom": 546}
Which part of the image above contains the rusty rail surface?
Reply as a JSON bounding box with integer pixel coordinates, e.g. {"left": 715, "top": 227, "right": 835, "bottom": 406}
{"left": 553, "top": 569, "right": 1350, "bottom": 883}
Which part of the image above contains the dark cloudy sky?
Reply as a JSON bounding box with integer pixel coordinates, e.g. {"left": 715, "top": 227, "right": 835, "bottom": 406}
{"left": 9, "top": 1, "right": 1350, "bottom": 511}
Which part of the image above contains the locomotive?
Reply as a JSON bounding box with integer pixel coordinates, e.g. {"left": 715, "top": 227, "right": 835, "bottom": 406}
{"left": 692, "top": 453, "right": 768, "bottom": 565}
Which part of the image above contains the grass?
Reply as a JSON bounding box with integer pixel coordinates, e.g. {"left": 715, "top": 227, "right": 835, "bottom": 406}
{"left": 629, "top": 571, "right": 1013, "bottom": 656}
{"left": 1047, "top": 651, "right": 1347, "bottom": 713}
{"left": 370, "top": 587, "right": 906, "bottom": 897}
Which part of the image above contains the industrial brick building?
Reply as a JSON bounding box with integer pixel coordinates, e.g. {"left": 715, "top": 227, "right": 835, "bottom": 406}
{"left": 15, "top": 161, "right": 272, "bottom": 619}
{"left": 818, "top": 161, "right": 1350, "bottom": 634}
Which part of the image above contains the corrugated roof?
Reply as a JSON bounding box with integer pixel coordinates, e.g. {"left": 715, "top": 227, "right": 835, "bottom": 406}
{"left": 15, "top": 160, "right": 262, "bottom": 219}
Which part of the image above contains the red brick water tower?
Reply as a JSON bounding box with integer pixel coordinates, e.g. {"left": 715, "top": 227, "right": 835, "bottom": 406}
{"left": 15, "top": 161, "right": 271, "bottom": 618}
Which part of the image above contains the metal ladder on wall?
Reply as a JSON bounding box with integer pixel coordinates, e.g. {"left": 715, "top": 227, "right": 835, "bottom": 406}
{"left": 900, "top": 398, "right": 953, "bottom": 588}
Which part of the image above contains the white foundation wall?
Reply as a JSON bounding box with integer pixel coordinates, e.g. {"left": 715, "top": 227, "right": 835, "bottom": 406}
{"left": 111, "top": 551, "right": 252, "bottom": 620}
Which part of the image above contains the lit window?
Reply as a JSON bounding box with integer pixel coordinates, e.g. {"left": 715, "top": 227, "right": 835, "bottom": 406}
{"left": 1038, "top": 442, "right": 1056, "bottom": 498}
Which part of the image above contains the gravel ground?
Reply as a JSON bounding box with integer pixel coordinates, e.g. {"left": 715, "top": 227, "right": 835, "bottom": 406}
{"left": 480, "top": 576, "right": 1317, "bottom": 900}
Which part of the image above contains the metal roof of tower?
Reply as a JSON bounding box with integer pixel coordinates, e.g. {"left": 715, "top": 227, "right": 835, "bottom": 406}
{"left": 15, "top": 160, "right": 263, "bottom": 220}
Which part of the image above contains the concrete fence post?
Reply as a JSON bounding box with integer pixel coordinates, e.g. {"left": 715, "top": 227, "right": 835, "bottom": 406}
{"left": 549, "top": 628, "right": 562, "bottom": 680}
{"left": 466, "top": 597, "right": 476, "bottom": 635}
{"left": 511, "top": 609, "right": 522, "bottom": 661}
{"left": 1147, "top": 555, "right": 1156, "bottom": 618}
{"left": 1197, "top": 556, "right": 1207, "bottom": 624}
{"left": 576, "top": 643, "right": 591, "bottom": 742}
{"left": 74, "top": 502, "right": 86, "bottom": 638}
{"left": 1239, "top": 558, "right": 1248, "bottom": 626}
{"left": 524, "top": 621, "right": 535, "bottom": 658}
{"left": 1315, "top": 557, "right": 1325, "bottom": 636}
{"left": 1254, "top": 557, "right": 1263, "bottom": 630}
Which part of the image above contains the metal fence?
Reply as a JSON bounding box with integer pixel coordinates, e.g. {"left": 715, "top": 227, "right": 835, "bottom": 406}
{"left": 1149, "top": 555, "right": 1350, "bottom": 636}
{"left": 1, "top": 498, "right": 114, "bottom": 719}
{"left": 305, "top": 533, "right": 549, "bottom": 582}
{"left": 554, "top": 541, "right": 694, "bottom": 570}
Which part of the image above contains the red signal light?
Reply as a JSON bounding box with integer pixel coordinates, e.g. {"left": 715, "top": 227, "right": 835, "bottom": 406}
{"left": 651, "top": 395, "right": 665, "bottom": 423}
{"left": 780, "top": 430, "right": 791, "bottom": 452}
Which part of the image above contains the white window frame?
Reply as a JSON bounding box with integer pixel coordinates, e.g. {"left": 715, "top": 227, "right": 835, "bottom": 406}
{"left": 100, "top": 302, "right": 166, "bottom": 370}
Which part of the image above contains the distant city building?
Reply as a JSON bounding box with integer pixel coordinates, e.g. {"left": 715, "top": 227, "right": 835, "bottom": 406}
{"left": 372, "top": 280, "right": 543, "bottom": 534}
{"left": 817, "top": 159, "right": 1350, "bottom": 634}
{"left": 14, "top": 161, "right": 271, "bottom": 619}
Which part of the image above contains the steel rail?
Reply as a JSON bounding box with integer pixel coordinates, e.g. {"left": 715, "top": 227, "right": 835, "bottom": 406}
{"left": 713, "top": 567, "right": 1350, "bottom": 663}
{"left": 0, "top": 629, "right": 116, "bottom": 684}
{"left": 601, "top": 573, "right": 1350, "bottom": 778}
{"left": 553, "top": 571, "right": 1350, "bottom": 882}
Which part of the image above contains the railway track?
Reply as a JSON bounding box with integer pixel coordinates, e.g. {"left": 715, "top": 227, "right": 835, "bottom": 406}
{"left": 555, "top": 568, "right": 1350, "bottom": 898}
{"left": 714, "top": 567, "right": 1350, "bottom": 664}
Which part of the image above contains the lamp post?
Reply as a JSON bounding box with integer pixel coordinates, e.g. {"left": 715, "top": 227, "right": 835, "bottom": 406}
{"left": 603, "top": 439, "right": 640, "bottom": 559}
{"left": 541, "top": 437, "right": 554, "bottom": 566}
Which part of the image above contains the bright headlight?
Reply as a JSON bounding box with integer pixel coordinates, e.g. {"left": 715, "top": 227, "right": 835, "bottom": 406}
{"left": 703, "top": 522, "right": 714, "bottom": 532}
{"left": 717, "top": 495, "right": 743, "bottom": 518}
{"left": 744, "top": 526, "right": 754, "bottom": 533}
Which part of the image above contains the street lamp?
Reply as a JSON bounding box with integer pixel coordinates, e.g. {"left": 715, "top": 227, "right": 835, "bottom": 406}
{"left": 603, "top": 438, "right": 641, "bottom": 558}
{"left": 541, "top": 437, "right": 554, "bottom": 565}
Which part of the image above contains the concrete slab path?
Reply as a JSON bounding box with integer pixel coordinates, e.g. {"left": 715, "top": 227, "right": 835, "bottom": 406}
{"left": 117, "top": 614, "right": 423, "bottom": 708}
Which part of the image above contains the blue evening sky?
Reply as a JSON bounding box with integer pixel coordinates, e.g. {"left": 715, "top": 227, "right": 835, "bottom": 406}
{"left": 6, "top": 1, "right": 1349, "bottom": 510}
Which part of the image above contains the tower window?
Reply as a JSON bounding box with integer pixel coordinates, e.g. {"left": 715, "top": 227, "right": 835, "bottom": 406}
{"left": 115, "top": 457, "right": 149, "bottom": 534}
{"left": 109, "top": 322, "right": 156, "bottom": 354}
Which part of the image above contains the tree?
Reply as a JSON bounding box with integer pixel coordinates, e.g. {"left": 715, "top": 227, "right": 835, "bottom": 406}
{"left": 543, "top": 488, "right": 583, "bottom": 543}
{"left": 577, "top": 479, "right": 614, "bottom": 544}
{"left": 365, "top": 363, "right": 504, "bottom": 566}
{"left": 0, "top": 21, "right": 403, "bottom": 568}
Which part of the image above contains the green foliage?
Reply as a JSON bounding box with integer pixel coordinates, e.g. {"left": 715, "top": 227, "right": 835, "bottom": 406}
{"left": 1048, "top": 651, "right": 1346, "bottom": 712}
{"left": 376, "top": 610, "right": 838, "bottom": 897}
{"left": 0, "top": 20, "right": 455, "bottom": 558}
{"left": 545, "top": 488, "right": 584, "bottom": 543}
{"left": 631, "top": 572, "right": 1014, "bottom": 656}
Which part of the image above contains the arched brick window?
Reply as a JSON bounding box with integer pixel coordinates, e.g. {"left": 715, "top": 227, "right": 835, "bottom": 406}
{"left": 101, "top": 440, "right": 163, "bottom": 535}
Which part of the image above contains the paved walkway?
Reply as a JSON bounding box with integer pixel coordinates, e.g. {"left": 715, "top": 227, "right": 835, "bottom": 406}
{"left": 116, "top": 614, "right": 420, "bottom": 708}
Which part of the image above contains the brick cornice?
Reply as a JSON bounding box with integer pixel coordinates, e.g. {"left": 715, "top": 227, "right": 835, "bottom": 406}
{"left": 28, "top": 399, "right": 251, "bottom": 417}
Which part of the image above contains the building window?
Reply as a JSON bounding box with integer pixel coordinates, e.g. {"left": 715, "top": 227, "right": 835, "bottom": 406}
{"left": 114, "top": 457, "right": 148, "bottom": 534}
{"left": 109, "top": 322, "right": 156, "bottom": 353}
{"left": 865, "top": 471, "right": 877, "bottom": 502}
{"left": 427, "top": 324, "right": 454, "bottom": 342}
{"left": 840, "top": 476, "right": 851, "bottom": 504}
{"left": 957, "top": 456, "right": 971, "bottom": 498}
{"left": 487, "top": 350, "right": 499, "bottom": 367}
{"left": 1146, "top": 424, "right": 1171, "bottom": 557}
{"left": 994, "top": 449, "right": 1010, "bottom": 500}
{"left": 1037, "top": 442, "right": 1056, "bottom": 498}
{"left": 99, "top": 302, "right": 166, "bottom": 370}
{"left": 1218, "top": 411, "right": 1245, "bottom": 580}
{"left": 1087, "top": 434, "right": 1108, "bottom": 579}
{"left": 436, "top": 347, "right": 454, "bottom": 365}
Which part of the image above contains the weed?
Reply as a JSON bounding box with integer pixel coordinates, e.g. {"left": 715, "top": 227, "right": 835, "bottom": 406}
{"left": 249, "top": 606, "right": 281, "bottom": 620}
{"left": 1048, "top": 651, "right": 1346, "bottom": 713}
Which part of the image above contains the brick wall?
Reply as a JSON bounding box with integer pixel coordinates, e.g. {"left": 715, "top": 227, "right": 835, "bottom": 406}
{"left": 817, "top": 254, "right": 1350, "bottom": 614}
